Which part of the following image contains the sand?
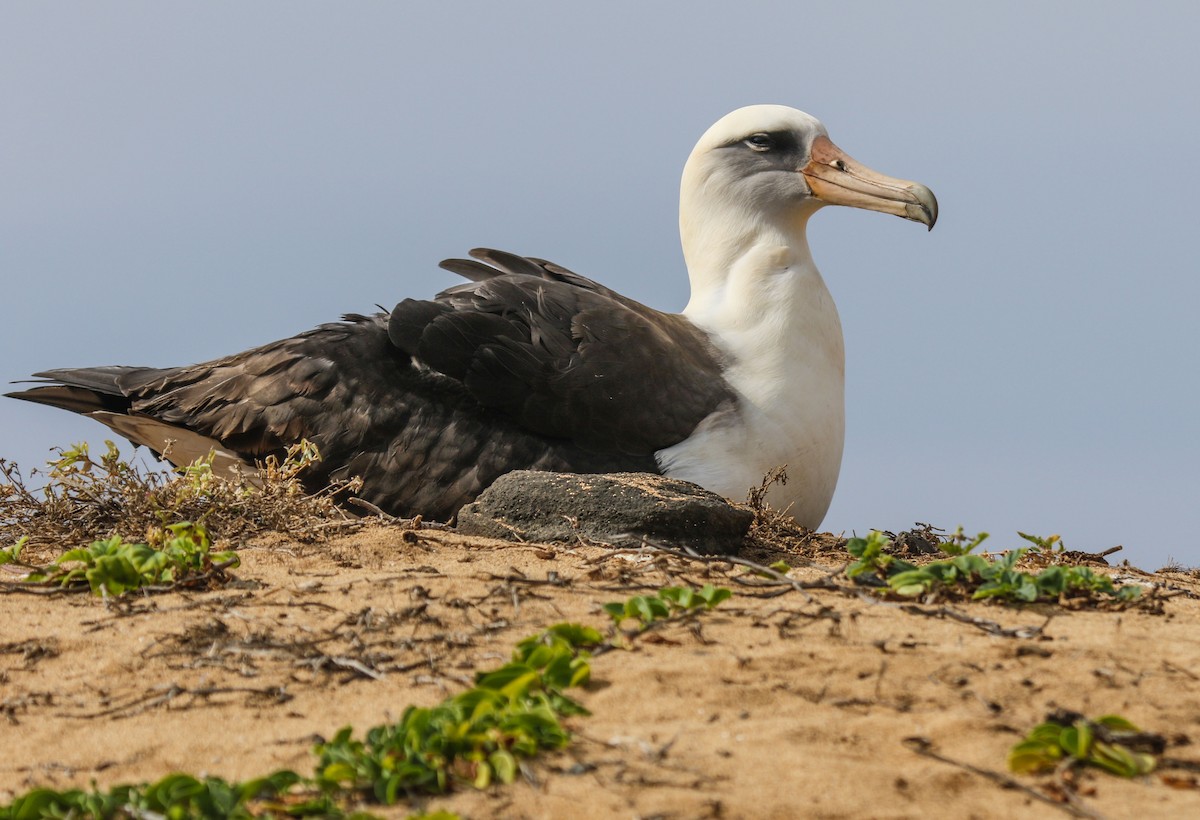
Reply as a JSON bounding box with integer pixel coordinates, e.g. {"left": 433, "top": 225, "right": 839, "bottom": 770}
{"left": 3, "top": 524, "right": 1199, "bottom": 818}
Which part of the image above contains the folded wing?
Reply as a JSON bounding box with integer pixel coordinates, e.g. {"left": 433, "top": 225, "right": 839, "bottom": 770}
{"left": 7, "top": 250, "right": 732, "bottom": 519}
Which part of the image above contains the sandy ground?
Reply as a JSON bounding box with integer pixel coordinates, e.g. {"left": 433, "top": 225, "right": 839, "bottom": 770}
{"left": 3, "top": 523, "right": 1199, "bottom": 819}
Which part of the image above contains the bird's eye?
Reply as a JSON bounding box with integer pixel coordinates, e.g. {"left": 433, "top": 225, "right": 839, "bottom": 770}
{"left": 744, "top": 133, "right": 774, "bottom": 151}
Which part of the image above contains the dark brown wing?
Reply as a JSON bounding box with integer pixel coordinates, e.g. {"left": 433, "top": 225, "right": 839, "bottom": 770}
{"left": 390, "top": 248, "right": 733, "bottom": 454}
{"left": 8, "top": 250, "right": 733, "bottom": 519}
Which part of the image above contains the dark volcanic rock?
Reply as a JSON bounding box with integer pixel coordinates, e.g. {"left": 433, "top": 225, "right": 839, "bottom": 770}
{"left": 455, "top": 471, "right": 751, "bottom": 555}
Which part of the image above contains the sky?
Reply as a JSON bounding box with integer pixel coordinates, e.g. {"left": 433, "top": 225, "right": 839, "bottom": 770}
{"left": 2, "top": 2, "right": 1197, "bottom": 569}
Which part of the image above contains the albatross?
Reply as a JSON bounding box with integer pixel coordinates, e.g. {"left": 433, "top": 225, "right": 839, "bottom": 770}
{"left": 7, "top": 105, "right": 936, "bottom": 528}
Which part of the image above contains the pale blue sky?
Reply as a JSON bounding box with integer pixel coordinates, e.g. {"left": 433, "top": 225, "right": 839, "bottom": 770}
{"left": 3, "top": 2, "right": 1197, "bottom": 568}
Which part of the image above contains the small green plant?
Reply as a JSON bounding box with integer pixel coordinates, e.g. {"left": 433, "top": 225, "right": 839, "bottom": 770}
{"left": 315, "top": 622, "right": 603, "bottom": 802}
{"left": 846, "top": 530, "right": 1143, "bottom": 606}
{"left": 0, "top": 584, "right": 738, "bottom": 816}
{"left": 1016, "top": 531, "right": 1064, "bottom": 555}
{"left": 0, "top": 770, "right": 331, "bottom": 820}
{"left": 47, "top": 439, "right": 129, "bottom": 478}
{"left": 0, "top": 536, "right": 26, "bottom": 565}
{"left": 1, "top": 439, "right": 357, "bottom": 566}
{"left": 937, "top": 526, "right": 992, "bottom": 556}
{"left": 846, "top": 530, "right": 902, "bottom": 578}
{"left": 603, "top": 584, "right": 732, "bottom": 630}
{"left": 1009, "top": 712, "right": 1160, "bottom": 778}
{"left": 21, "top": 522, "right": 238, "bottom": 596}
{"left": 0, "top": 624, "right": 603, "bottom": 817}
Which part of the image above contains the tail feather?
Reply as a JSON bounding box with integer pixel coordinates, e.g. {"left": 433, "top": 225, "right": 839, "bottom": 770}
{"left": 7, "top": 365, "right": 180, "bottom": 414}
{"left": 32, "top": 366, "right": 174, "bottom": 392}
{"left": 5, "top": 384, "right": 129, "bottom": 415}
{"left": 5, "top": 379, "right": 256, "bottom": 476}
{"left": 27, "top": 366, "right": 140, "bottom": 394}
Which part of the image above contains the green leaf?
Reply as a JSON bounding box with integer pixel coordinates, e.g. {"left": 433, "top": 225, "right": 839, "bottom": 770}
{"left": 1018, "top": 532, "right": 1061, "bottom": 553}
{"left": 489, "top": 749, "right": 518, "bottom": 784}
{"left": 0, "top": 537, "right": 27, "bottom": 565}
{"left": 476, "top": 663, "right": 537, "bottom": 693}
{"left": 950, "top": 554, "right": 990, "bottom": 576}
{"left": 321, "top": 761, "right": 360, "bottom": 784}
{"left": 382, "top": 772, "right": 406, "bottom": 804}
{"left": 845, "top": 532, "right": 894, "bottom": 577}
{"left": 472, "top": 760, "right": 492, "bottom": 790}
{"left": 144, "top": 773, "right": 205, "bottom": 809}
{"left": 971, "top": 581, "right": 1009, "bottom": 600}
{"left": 1011, "top": 715, "right": 1160, "bottom": 780}
{"left": 1095, "top": 714, "right": 1141, "bottom": 732}
{"left": 237, "top": 768, "right": 303, "bottom": 800}
{"left": 632, "top": 595, "right": 669, "bottom": 625}
{"left": 7, "top": 788, "right": 77, "bottom": 819}
{"left": 845, "top": 536, "right": 871, "bottom": 559}
{"left": 1115, "top": 584, "right": 1143, "bottom": 601}
{"left": 57, "top": 546, "right": 96, "bottom": 564}
{"left": 1027, "top": 723, "right": 1065, "bottom": 745}
{"left": 659, "top": 586, "right": 695, "bottom": 610}
{"left": 698, "top": 585, "right": 732, "bottom": 608}
{"left": 602, "top": 602, "right": 627, "bottom": 621}
{"left": 541, "top": 653, "right": 591, "bottom": 690}
{"left": 1060, "top": 722, "right": 1092, "bottom": 759}
{"left": 886, "top": 570, "right": 934, "bottom": 595}
{"left": 1035, "top": 565, "right": 1066, "bottom": 595}
{"left": 1007, "top": 738, "right": 1062, "bottom": 773}
{"left": 540, "top": 623, "right": 603, "bottom": 648}
{"left": 1090, "top": 741, "right": 1156, "bottom": 777}
{"left": 939, "top": 527, "right": 989, "bottom": 556}
{"left": 87, "top": 553, "right": 143, "bottom": 595}
{"left": 1014, "top": 577, "right": 1039, "bottom": 602}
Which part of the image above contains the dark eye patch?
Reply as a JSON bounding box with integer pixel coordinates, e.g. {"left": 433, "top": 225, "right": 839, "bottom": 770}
{"left": 728, "top": 130, "right": 799, "bottom": 155}
{"left": 745, "top": 133, "right": 774, "bottom": 151}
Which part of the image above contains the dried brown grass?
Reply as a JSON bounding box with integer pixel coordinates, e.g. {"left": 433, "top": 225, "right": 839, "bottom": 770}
{"left": 0, "top": 440, "right": 361, "bottom": 564}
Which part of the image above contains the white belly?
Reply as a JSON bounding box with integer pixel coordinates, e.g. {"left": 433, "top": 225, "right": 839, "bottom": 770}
{"left": 656, "top": 381, "right": 844, "bottom": 529}
{"left": 668, "top": 239, "right": 848, "bottom": 529}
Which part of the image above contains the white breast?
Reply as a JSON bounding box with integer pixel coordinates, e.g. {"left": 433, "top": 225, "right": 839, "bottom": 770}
{"left": 656, "top": 245, "right": 845, "bottom": 529}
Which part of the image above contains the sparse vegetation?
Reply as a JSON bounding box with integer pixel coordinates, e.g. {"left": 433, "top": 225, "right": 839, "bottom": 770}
{"left": 0, "top": 622, "right": 599, "bottom": 817}
{"left": 1009, "top": 711, "right": 1163, "bottom": 778}
{"left": 603, "top": 584, "right": 732, "bottom": 631}
{"left": 0, "top": 771, "right": 316, "bottom": 820}
{"left": 315, "top": 622, "right": 601, "bottom": 801}
{"left": 3, "top": 449, "right": 1192, "bottom": 817}
{"left": 0, "top": 440, "right": 359, "bottom": 566}
{"left": 0, "top": 589, "right": 732, "bottom": 818}
{"left": 20, "top": 521, "right": 237, "bottom": 596}
{"left": 846, "top": 528, "right": 1145, "bottom": 607}
{"left": 2, "top": 440, "right": 363, "bottom": 595}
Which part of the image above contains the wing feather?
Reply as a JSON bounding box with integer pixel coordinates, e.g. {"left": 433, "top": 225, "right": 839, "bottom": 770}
{"left": 394, "top": 250, "right": 734, "bottom": 455}
{"left": 8, "top": 251, "right": 727, "bottom": 518}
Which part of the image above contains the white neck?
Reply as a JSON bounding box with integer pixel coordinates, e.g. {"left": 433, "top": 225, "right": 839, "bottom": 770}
{"left": 661, "top": 198, "right": 846, "bottom": 527}
{"left": 681, "top": 204, "right": 820, "bottom": 324}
